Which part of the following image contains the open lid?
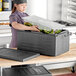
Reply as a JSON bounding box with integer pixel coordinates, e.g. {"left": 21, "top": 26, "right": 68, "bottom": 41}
{"left": 0, "top": 48, "right": 40, "bottom": 62}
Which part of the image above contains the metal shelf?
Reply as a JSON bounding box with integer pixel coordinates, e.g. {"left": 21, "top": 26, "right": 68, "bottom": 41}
{"left": 0, "top": 11, "right": 11, "bottom": 21}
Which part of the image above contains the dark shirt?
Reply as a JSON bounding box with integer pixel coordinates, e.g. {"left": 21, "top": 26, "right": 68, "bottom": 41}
{"left": 9, "top": 10, "right": 29, "bottom": 48}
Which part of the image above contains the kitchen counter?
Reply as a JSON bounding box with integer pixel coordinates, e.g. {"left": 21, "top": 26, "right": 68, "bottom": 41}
{"left": 0, "top": 33, "right": 12, "bottom": 48}
{"left": 0, "top": 43, "right": 76, "bottom": 76}
{"left": 0, "top": 44, "right": 75, "bottom": 67}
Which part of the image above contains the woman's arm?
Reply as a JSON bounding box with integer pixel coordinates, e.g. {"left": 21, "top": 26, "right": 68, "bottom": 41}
{"left": 12, "top": 22, "right": 40, "bottom": 32}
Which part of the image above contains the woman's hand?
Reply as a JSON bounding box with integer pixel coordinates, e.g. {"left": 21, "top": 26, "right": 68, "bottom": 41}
{"left": 31, "top": 26, "right": 40, "bottom": 32}
{"left": 12, "top": 22, "right": 40, "bottom": 31}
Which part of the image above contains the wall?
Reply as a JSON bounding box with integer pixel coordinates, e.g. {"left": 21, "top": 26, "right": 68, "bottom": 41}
{"left": 47, "top": 0, "right": 62, "bottom": 21}
{"left": 26, "top": 0, "right": 62, "bottom": 20}
{"left": 26, "top": 0, "right": 47, "bottom": 19}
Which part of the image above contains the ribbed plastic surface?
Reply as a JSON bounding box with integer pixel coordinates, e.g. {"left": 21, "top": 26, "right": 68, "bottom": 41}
{"left": 3, "top": 66, "right": 52, "bottom": 76}
{"left": 17, "top": 30, "right": 69, "bottom": 56}
{"left": 0, "top": 48, "right": 40, "bottom": 62}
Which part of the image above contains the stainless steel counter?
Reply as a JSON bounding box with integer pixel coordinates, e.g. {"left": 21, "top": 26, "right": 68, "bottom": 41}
{"left": 0, "top": 33, "right": 12, "bottom": 48}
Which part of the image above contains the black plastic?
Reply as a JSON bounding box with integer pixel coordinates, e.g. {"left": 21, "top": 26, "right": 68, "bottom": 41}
{"left": 3, "top": 66, "right": 52, "bottom": 76}
{"left": 0, "top": 48, "right": 40, "bottom": 62}
{"left": 17, "top": 30, "right": 69, "bottom": 56}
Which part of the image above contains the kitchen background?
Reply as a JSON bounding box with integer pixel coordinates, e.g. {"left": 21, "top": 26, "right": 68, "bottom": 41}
{"left": 0, "top": 0, "right": 76, "bottom": 48}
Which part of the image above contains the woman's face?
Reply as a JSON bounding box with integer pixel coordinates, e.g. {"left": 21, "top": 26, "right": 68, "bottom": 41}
{"left": 15, "top": 3, "right": 27, "bottom": 12}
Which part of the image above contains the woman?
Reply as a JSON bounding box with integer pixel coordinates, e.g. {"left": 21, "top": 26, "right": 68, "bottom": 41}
{"left": 9, "top": 0, "right": 40, "bottom": 48}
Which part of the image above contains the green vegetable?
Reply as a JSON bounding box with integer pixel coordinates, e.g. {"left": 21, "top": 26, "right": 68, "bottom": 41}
{"left": 24, "top": 22, "right": 33, "bottom": 26}
{"left": 24, "top": 22, "right": 62, "bottom": 34}
{"left": 40, "top": 29, "right": 50, "bottom": 34}
{"left": 44, "top": 30, "right": 50, "bottom": 34}
{"left": 40, "top": 29, "right": 43, "bottom": 32}
{"left": 55, "top": 30, "right": 62, "bottom": 34}
{"left": 49, "top": 29, "right": 54, "bottom": 34}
